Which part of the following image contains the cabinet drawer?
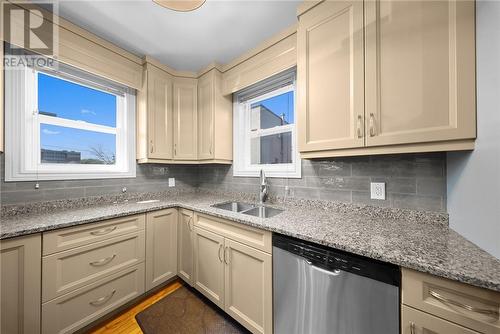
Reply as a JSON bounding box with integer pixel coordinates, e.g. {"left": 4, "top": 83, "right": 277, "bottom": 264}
{"left": 402, "top": 269, "right": 500, "bottom": 334}
{"left": 42, "top": 231, "right": 145, "bottom": 302}
{"left": 43, "top": 214, "right": 145, "bottom": 255}
{"left": 402, "top": 305, "right": 480, "bottom": 334}
{"left": 42, "top": 263, "right": 145, "bottom": 334}
{"left": 194, "top": 212, "right": 272, "bottom": 253}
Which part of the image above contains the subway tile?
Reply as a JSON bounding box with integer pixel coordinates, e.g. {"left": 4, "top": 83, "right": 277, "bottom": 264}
{"left": 351, "top": 191, "right": 392, "bottom": 208}
{"left": 2, "top": 189, "right": 45, "bottom": 204}
{"left": 291, "top": 187, "right": 321, "bottom": 199}
{"left": 319, "top": 189, "right": 351, "bottom": 203}
{"left": 308, "top": 176, "right": 370, "bottom": 191}
{"left": 417, "top": 178, "right": 446, "bottom": 196}
{"left": 392, "top": 193, "right": 443, "bottom": 212}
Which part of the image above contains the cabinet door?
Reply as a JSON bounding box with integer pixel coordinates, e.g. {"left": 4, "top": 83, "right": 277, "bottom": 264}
{"left": 1, "top": 234, "right": 41, "bottom": 334}
{"left": 193, "top": 227, "right": 225, "bottom": 308}
{"left": 224, "top": 239, "right": 272, "bottom": 334}
{"left": 402, "top": 305, "right": 480, "bottom": 334}
{"left": 145, "top": 209, "right": 178, "bottom": 291}
{"left": 173, "top": 79, "right": 198, "bottom": 160}
{"left": 177, "top": 209, "right": 194, "bottom": 285}
{"left": 147, "top": 65, "right": 173, "bottom": 159}
{"left": 198, "top": 71, "right": 215, "bottom": 160}
{"left": 297, "top": 0, "right": 365, "bottom": 152}
{"left": 364, "top": 0, "right": 476, "bottom": 147}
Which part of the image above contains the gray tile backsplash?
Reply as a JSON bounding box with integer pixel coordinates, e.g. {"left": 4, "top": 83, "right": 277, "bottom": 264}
{"left": 0, "top": 154, "right": 199, "bottom": 205}
{"left": 1, "top": 153, "right": 447, "bottom": 212}
{"left": 198, "top": 153, "right": 447, "bottom": 212}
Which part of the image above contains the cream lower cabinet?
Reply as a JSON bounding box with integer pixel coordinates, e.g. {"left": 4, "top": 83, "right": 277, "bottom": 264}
{"left": 224, "top": 239, "right": 272, "bottom": 334}
{"left": 402, "top": 305, "right": 480, "bottom": 334}
{"left": 193, "top": 213, "right": 273, "bottom": 334}
{"left": 402, "top": 269, "right": 500, "bottom": 334}
{"left": 177, "top": 209, "right": 195, "bottom": 285}
{"left": 145, "top": 209, "right": 178, "bottom": 291}
{"left": 1, "top": 234, "right": 42, "bottom": 334}
{"left": 298, "top": 0, "right": 476, "bottom": 158}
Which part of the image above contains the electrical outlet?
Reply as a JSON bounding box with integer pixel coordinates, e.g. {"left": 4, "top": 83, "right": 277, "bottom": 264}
{"left": 370, "top": 182, "right": 386, "bottom": 200}
{"left": 168, "top": 178, "right": 175, "bottom": 187}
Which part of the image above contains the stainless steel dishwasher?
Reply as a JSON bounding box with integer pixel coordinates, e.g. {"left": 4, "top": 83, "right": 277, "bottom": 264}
{"left": 273, "top": 234, "right": 400, "bottom": 334}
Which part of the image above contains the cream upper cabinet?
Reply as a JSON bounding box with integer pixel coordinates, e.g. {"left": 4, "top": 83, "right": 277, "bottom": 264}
{"left": 1, "top": 234, "right": 42, "bottom": 334}
{"left": 145, "top": 209, "right": 178, "bottom": 291}
{"left": 197, "top": 69, "right": 233, "bottom": 163}
{"left": 173, "top": 78, "right": 198, "bottom": 160}
{"left": 364, "top": 0, "right": 476, "bottom": 147}
{"left": 224, "top": 239, "right": 273, "bottom": 334}
{"left": 193, "top": 226, "right": 225, "bottom": 308}
{"left": 137, "top": 62, "right": 174, "bottom": 161}
{"left": 177, "top": 209, "right": 194, "bottom": 285}
{"left": 297, "top": 0, "right": 365, "bottom": 152}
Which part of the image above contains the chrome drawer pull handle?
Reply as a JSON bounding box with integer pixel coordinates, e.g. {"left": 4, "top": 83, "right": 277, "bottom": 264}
{"left": 90, "top": 226, "right": 117, "bottom": 236}
{"left": 224, "top": 246, "right": 230, "bottom": 265}
{"left": 89, "top": 290, "right": 116, "bottom": 306}
{"left": 90, "top": 254, "right": 116, "bottom": 267}
{"left": 429, "top": 290, "right": 499, "bottom": 317}
{"left": 409, "top": 321, "right": 415, "bottom": 334}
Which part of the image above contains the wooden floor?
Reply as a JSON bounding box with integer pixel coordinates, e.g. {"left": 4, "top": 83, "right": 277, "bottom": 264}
{"left": 89, "top": 280, "right": 183, "bottom": 334}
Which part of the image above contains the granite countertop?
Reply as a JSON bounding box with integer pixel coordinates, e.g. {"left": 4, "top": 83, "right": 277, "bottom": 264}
{"left": 1, "top": 191, "right": 499, "bottom": 292}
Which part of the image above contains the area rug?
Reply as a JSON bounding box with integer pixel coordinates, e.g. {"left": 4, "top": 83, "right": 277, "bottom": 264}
{"left": 135, "top": 285, "right": 250, "bottom": 334}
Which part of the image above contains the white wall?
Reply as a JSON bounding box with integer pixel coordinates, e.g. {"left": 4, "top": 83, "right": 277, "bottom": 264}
{"left": 447, "top": 0, "right": 500, "bottom": 260}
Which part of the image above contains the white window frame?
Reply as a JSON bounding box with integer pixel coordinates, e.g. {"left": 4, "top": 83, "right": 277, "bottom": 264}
{"left": 5, "top": 59, "right": 136, "bottom": 181}
{"left": 233, "top": 74, "right": 301, "bottom": 178}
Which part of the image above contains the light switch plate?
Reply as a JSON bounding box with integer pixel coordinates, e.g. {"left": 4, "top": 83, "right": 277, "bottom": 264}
{"left": 370, "top": 182, "right": 386, "bottom": 200}
{"left": 168, "top": 178, "right": 175, "bottom": 187}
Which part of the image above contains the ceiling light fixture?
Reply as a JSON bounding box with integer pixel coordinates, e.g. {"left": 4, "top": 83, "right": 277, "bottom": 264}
{"left": 152, "top": 0, "right": 206, "bottom": 12}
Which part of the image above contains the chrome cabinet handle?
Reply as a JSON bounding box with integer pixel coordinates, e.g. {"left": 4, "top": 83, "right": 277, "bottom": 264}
{"left": 409, "top": 321, "right": 415, "bottom": 334}
{"left": 150, "top": 140, "right": 154, "bottom": 153}
{"left": 188, "top": 216, "right": 193, "bottom": 231}
{"left": 89, "top": 254, "right": 116, "bottom": 267}
{"left": 90, "top": 226, "right": 117, "bottom": 236}
{"left": 89, "top": 290, "right": 116, "bottom": 306}
{"left": 218, "top": 244, "right": 223, "bottom": 263}
{"left": 429, "top": 290, "right": 499, "bottom": 317}
{"left": 224, "top": 246, "right": 230, "bottom": 265}
{"left": 369, "top": 113, "right": 376, "bottom": 137}
{"left": 357, "top": 115, "right": 363, "bottom": 138}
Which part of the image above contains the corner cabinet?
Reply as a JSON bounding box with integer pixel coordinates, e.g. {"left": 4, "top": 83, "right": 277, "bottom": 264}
{"left": 298, "top": 0, "right": 476, "bottom": 158}
{"left": 1, "top": 234, "right": 42, "bottom": 334}
{"left": 145, "top": 209, "right": 178, "bottom": 290}
{"left": 173, "top": 78, "right": 198, "bottom": 161}
{"left": 177, "top": 209, "right": 195, "bottom": 285}
{"left": 137, "top": 62, "right": 174, "bottom": 162}
{"left": 197, "top": 68, "right": 233, "bottom": 163}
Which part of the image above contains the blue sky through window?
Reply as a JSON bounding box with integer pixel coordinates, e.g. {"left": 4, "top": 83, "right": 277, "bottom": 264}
{"left": 251, "top": 91, "right": 294, "bottom": 125}
{"left": 38, "top": 73, "right": 117, "bottom": 164}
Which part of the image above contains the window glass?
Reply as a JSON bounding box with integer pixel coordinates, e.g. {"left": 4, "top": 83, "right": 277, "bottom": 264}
{"left": 250, "top": 91, "right": 294, "bottom": 130}
{"left": 251, "top": 132, "right": 292, "bottom": 165}
{"left": 40, "top": 124, "right": 116, "bottom": 165}
{"left": 38, "top": 72, "right": 117, "bottom": 127}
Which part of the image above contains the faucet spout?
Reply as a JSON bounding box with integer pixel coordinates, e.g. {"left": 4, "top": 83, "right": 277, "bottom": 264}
{"left": 259, "top": 169, "right": 268, "bottom": 204}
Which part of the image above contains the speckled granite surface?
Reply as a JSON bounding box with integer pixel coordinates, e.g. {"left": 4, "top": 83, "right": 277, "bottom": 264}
{"left": 1, "top": 191, "right": 499, "bottom": 292}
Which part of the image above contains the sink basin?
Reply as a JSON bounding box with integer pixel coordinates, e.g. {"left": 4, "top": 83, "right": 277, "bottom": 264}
{"left": 242, "top": 206, "right": 284, "bottom": 218}
{"left": 212, "top": 201, "right": 256, "bottom": 212}
{"left": 136, "top": 199, "right": 160, "bottom": 204}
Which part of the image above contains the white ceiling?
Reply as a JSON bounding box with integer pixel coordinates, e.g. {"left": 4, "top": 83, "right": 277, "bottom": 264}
{"left": 51, "top": 0, "right": 300, "bottom": 72}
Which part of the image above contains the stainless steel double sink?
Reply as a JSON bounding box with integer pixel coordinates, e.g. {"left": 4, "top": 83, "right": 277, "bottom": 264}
{"left": 212, "top": 201, "right": 284, "bottom": 218}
